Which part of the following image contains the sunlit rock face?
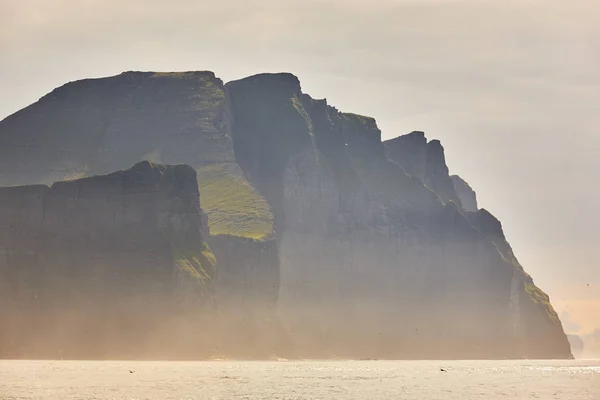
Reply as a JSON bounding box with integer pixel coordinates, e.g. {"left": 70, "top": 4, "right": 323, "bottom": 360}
{"left": 0, "top": 70, "right": 572, "bottom": 359}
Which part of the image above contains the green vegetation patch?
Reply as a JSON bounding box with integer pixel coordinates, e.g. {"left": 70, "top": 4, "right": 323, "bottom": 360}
{"left": 340, "top": 112, "right": 377, "bottom": 126}
{"left": 197, "top": 163, "right": 274, "bottom": 240}
{"left": 173, "top": 242, "right": 216, "bottom": 284}
{"left": 161, "top": 212, "right": 217, "bottom": 285}
{"left": 525, "top": 281, "right": 560, "bottom": 324}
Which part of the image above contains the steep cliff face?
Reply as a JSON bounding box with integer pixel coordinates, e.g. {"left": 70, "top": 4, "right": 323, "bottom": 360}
{"left": 386, "top": 132, "right": 570, "bottom": 358}
{"left": 465, "top": 208, "right": 571, "bottom": 358}
{"left": 0, "top": 72, "right": 281, "bottom": 357}
{"left": 227, "top": 73, "right": 571, "bottom": 359}
{"left": 0, "top": 70, "right": 274, "bottom": 239}
{"left": 0, "top": 161, "right": 216, "bottom": 359}
{"left": 0, "top": 70, "right": 571, "bottom": 359}
{"left": 384, "top": 131, "right": 462, "bottom": 206}
{"left": 451, "top": 175, "right": 479, "bottom": 212}
{"left": 226, "top": 74, "right": 314, "bottom": 231}
{"left": 209, "top": 234, "right": 293, "bottom": 358}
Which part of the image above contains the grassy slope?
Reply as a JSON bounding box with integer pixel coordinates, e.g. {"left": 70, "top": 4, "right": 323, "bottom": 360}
{"left": 147, "top": 73, "right": 274, "bottom": 241}
{"left": 173, "top": 241, "right": 217, "bottom": 284}
{"left": 524, "top": 277, "right": 561, "bottom": 324}
{"left": 197, "top": 163, "right": 274, "bottom": 240}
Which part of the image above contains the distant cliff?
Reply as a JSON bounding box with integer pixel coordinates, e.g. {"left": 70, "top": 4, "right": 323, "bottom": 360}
{"left": 0, "top": 161, "right": 216, "bottom": 359}
{"left": 567, "top": 335, "right": 584, "bottom": 358}
{"left": 0, "top": 71, "right": 572, "bottom": 359}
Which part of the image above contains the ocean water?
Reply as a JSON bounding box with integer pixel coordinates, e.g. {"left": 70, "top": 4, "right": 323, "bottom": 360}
{"left": 1, "top": 359, "right": 599, "bottom": 399}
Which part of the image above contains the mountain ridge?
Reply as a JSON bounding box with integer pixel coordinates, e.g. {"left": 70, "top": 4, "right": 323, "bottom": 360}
{"left": 0, "top": 70, "right": 572, "bottom": 359}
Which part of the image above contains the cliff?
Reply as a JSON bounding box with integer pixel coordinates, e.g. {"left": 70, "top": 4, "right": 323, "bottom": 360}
{"left": 451, "top": 175, "right": 479, "bottom": 212}
{"left": 0, "top": 161, "right": 216, "bottom": 359}
{"left": 384, "top": 131, "right": 462, "bottom": 207}
{"left": 464, "top": 208, "right": 571, "bottom": 358}
{"left": 0, "top": 72, "right": 282, "bottom": 358}
{"left": 385, "top": 132, "right": 569, "bottom": 358}
{"left": 567, "top": 335, "right": 584, "bottom": 358}
{"left": 0, "top": 71, "right": 572, "bottom": 359}
{"left": 227, "top": 73, "right": 571, "bottom": 359}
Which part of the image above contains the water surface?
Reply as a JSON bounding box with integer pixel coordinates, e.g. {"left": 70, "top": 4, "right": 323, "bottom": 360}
{"left": 1, "top": 359, "right": 599, "bottom": 399}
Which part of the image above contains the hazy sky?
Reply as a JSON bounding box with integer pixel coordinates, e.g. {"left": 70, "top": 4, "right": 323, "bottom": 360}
{"left": 1, "top": 0, "right": 598, "bottom": 334}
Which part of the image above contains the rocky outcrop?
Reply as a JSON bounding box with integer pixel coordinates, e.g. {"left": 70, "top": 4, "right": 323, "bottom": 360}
{"left": 0, "top": 161, "right": 216, "bottom": 359}
{"left": 0, "top": 70, "right": 572, "bottom": 359}
{"left": 451, "top": 175, "right": 479, "bottom": 212}
{"left": 384, "top": 131, "right": 462, "bottom": 207}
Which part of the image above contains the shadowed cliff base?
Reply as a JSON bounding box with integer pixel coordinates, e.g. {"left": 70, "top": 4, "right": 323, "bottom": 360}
{"left": 0, "top": 162, "right": 290, "bottom": 360}
{"left": 0, "top": 162, "right": 213, "bottom": 358}
{"left": 0, "top": 71, "right": 572, "bottom": 359}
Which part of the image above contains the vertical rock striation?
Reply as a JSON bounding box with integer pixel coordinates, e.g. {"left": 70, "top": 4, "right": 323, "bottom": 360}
{"left": 0, "top": 161, "right": 216, "bottom": 359}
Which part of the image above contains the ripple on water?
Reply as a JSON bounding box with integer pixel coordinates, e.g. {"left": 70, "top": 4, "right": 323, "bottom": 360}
{"left": 0, "top": 359, "right": 599, "bottom": 400}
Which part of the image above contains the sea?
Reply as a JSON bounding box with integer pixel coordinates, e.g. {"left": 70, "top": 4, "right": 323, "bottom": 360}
{"left": 1, "top": 359, "right": 599, "bottom": 399}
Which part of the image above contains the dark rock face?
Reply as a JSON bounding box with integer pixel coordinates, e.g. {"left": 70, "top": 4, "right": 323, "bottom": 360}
{"left": 0, "top": 161, "right": 216, "bottom": 359}
{"left": 384, "top": 131, "right": 462, "bottom": 207}
{"left": 0, "top": 71, "right": 572, "bottom": 359}
{"left": 464, "top": 208, "right": 571, "bottom": 358}
{"left": 226, "top": 73, "right": 314, "bottom": 231}
{"left": 451, "top": 175, "right": 479, "bottom": 212}
{"left": 0, "top": 71, "right": 234, "bottom": 185}
{"left": 379, "top": 131, "right": 567, "bottom": 358}
{"left": 210, "top": 234, "right": 292, "bottom": 358}
{"left": 227, "top": 74, "right": 571, "bottom": 359}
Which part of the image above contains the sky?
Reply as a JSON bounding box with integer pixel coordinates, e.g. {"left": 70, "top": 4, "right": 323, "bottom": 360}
{"left": 1, "top": 0, "right": 598, "bottom": 336}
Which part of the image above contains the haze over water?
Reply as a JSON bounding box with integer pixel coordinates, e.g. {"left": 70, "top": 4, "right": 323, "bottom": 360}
{"left": 1, "top": 360, "right": 599, "bottom": 399}
{"left": 2, "top": 1, "right": 599, "bottom": 337}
